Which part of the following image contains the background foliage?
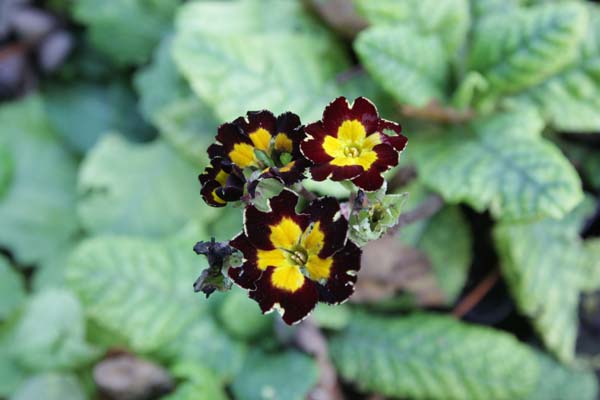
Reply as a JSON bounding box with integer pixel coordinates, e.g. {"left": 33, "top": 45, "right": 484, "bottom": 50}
{"left": 1, "top": 0, "right": 600, "bottom": 399}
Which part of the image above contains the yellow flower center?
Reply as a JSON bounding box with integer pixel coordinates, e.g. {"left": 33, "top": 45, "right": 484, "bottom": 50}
{"left": 256, "top": 218, "right": 333, "bottom": 292}
{"left": 227, "top": 128, "right": 295, "bottom": 170}
{"left": 322, "top": 119, "right": 381, "bottom": 170}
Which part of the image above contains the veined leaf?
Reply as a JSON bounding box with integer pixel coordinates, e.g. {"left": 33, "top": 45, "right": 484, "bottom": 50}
{"left": 77, "top": 135, "right": 215, "bottom": 237}
{"left": 355, "top": 26, "right": 448, "bottom": 106}
{"left": 509, "top": 5, "right": 600, "bottom": 131}
{"left": 471, "top": 0, "right": 521, "bottom": 19}
{"left": 173, "top": 0, "right": 350, "bottom": 121}
{"left": 0, "top": 96, "right": 79, "bottom": 265}
{"left": 353, "top": 0, "right": 469, "bottom": 55}
{"left": 67, "top": 235, "right": 206, "bottom": 353}
{"left": 494, "top": 202, "right": 593, "bottom": 361}
{"left": 413, "top": 111, "right": 583, "bottom": 221}
{"left": 330, "top": 313, "right": 539, "bottom": 399}
{"left": 231, "top": 350, "right": 319, "bottom": 400}
{"left": 0, "top": 256, "right": 25, "bottom": 319}
{"left": 528, "top": 352, "right": 597, "bottom": 400}
{"left": 11, "top": 373, "right": 85, "bottom": 400}
{"left": 468, "top": 3, "right": 588, "bottom": 98}
{"left": 72, "top": 0, "right": 179, "bottom": 65}
{"left": 9, "top": 290, "right": 99, "bottom": 372}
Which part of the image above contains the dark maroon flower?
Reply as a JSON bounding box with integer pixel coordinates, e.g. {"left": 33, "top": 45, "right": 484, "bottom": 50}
{"left": 301, "top": 97, "right": 407, "bottom": 191}
{"left": 199, "top": 159, "right": 245, "bottom": 207}
{"left": 228, "top": 189, "right": 361, "bottom": 324}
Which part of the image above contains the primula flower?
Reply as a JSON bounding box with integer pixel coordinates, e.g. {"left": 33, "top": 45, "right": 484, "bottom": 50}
{"left": 199, "top": 110, "right": 311, "bottom": 207}
{"left": 199, "top": 158, "right": 245, "bottom": 207}
{"left": 301, "top": 97, "right": 407, "bottom": 191}
{"left": 228, "top": 189, "right": 361, "bottom": 325}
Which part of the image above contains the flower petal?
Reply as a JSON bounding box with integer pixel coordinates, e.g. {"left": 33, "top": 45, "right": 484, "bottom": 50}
{"left": 229, "top": 232, "right": 262, "bottom": 290}
{"left": 317, "top": 240, "right": 361, "bottom": 305}
{"left": 350, "top": 168, "right": 385, "bottom": 191}
{"left": 310, "top": 163, "right": 363, "bottom": 181}
{"left": 303, "top": 196, "right": 348, "bottom": 258}
{"left": 379, "top": 119, "right": 408, "bottom": 151}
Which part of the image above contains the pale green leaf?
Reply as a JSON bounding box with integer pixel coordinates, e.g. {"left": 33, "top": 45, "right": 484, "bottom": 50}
{"left": 217, "top": 287, "right": 273, "bottom": 341}
{"left": 0, "top": 143, "right": 12, "bottom": 199}
{"left": 468, "top": 3, "right": 588, "bottom": 98}
{"left": 312, "top": 303, "right": 351, "bottom": 330}
{"left": 231, "top": 350, "right": 319, "bottom": 400}
{"left": 471, "top": 0, "right": 521, "bottom": 19}
{"left": 164, "top": 364, "right": 228, "bottom": 400}
{"left": 494, "top": 202, "right": 592, "bottom": 361}
{"left": 581, "top": 239, "right": 600, "bottom": 292}
{"left": 173, "top": 0, "right": 350, "bottom": 121}
{"left": 66, "top": 234, "right": 206, "bottom": 353}
{"left": 0, "top": 320, "right": 26, "bottom": 397}
{"left": 355, "top": 26, "right": 448, "bottom": 106}
{"left": 11, "top": 373, "right": 85, "bottom": 400}
{"left": 72, "top": 0, "right": 179, "bottom": 65}
{"left": 0, "top": 96, "right": 79, "bottom": 265}
{"left": 509, "top": 5, "right": 600, "bottom": 131}
{"left": 413, "top": 115, "right": 583, "bottom": 221}
{"left": 0, "top": 256, "right": 25, "bottom": 319}
{"left": 77, "top": 135, "right": 215, "bottom": 237}
{"left": 330, "top": 313, "right": 539, "bottom": 399}
{"left": 353, "top": 0, "right": 470, "bottom": 54}
{"left": 9, "top": 289, "right": 99, "bottom": 372}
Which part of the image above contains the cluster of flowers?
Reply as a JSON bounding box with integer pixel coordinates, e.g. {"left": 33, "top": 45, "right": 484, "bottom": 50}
{"left": 197, "top": 97, "right": 407, "bottom": 324}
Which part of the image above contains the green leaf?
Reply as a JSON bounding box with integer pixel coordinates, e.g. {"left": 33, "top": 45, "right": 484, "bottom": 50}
{"left": 413, "top": 112, "right": 583, "bottom": 221}
{"left": 355, "top": 26, "right": 448, "bottom": 106}
{"left": 494, "top": 202, "right": 591, "bottom": 361}
{"left": 330, "top": 313, "right": 539, "bottom": 399}
{"left": 508, "top": 5, "right": 600, "bottom": 131}
{"left": 468, "top": 3, "right": 588, "bottom": 99}
{"left": 471, "top": 0, "right": 521, "bottom": 19}
{"left": 72, "top": 0, "right": 179, "bottom": 66}
{"left": 66, "top": 234, "right": 206, "bottom": 353}
{"left": 581, "top": 239, "right": 600, "bottom": 292}
{"left": 0, "top": 320, "right": 27, "bottom": 397}
{"left": 173, "top": 0, "right": 351, "bottom": 121}
{"left": 11, "top": 373, "right": 85, "bottom": 400}
{"left": 217, "top": 287, "right": 273, "bottom": 341}
{"left": 0, "top": 256, "right": 25, "bottom": 319}
{"left": 0, "top": 96, "right": 79, "bottom": 265}
{"left": 163, "top": 363, "right": 228, "bottom": 400}
{"left": 401, "top": 203, "right": 472, "bottom": 303}
{"left": 231, "top": 350, "right": 319, "bottom": 400}
{"left": 77, "top": 135, "right": 215, "bottom": 237}
{"left": 0, "top": 143, "right": 12, "bottom": 199}
{"left": 9, "top": 289, "right": 99, "bottom": 371}
{"left": 353, "top": 0, "right": 470, "bottom": 55}
{"left": 527, "top": 352, "right": 597, "bottom": 400}
{"left": 44, "top": 81, "right": 153, "bottom": 153}
{"left": 312, "top": 303, "right": 351, "bottom": 330}
{"left": 348, "top": 192, "right": 407, "bottom": 246}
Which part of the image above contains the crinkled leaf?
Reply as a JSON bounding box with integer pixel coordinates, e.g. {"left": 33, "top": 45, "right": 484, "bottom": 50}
{"left": 72, "top": 0, "right": 179, "bottom": 66}
{"left": 355, "top": 26, "right": 448, "bottom": 106}
{"left": 349, "top": 192, "right": 407, "bottom": 246}
{"left": 528, "top": 351, "right": 597, "bottom": 400}
{"left": 509, "top": 5, "right": 600, "bottom": 132}
{"left": 468, "top": 3, "right": 588, "bottom": 99}
{"left": 231, "top": 350, "right": 319, "bottom": 400}
{"left": 9, "top": 289, "right": 99, "bottom": 371}
{"left": 173, "top": 0, "right": 350, "bottom": 121}
{"left": 11, "top": 373, "right": 85, "bottom": 400}
{"left": 413, "top": 112, "right": 583, "bottom": 221}
{"left": 77, "top": 135, "right": 215, "bottom": 237}
{"left": 330, "top": 313, "right": 539, "bottom": 399}
{"left": 0, "top": 256, "right": 25, "bottom": 319}
{"left": 353, "top": 0, "right": 469, "bottom": 54}
{"left": 44, "top": 81, "right": 153, "bottom": 153}
{"left": 0, "top": 96, "right": 79, "bottom": 265}
{"left": 163, "top": 363, "right": 228, "bottom": 400}
{"left": 494, "top": 202, "right": 593, "bottom": 361}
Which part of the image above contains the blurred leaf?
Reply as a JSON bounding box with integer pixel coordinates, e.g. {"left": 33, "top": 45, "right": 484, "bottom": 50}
{"left": 72, "top": 0, "right": 180, "bottom": 66}
{"left": 0, "top": 96, "right": 79, "bottom": 266}
{"left": 67, "top": 234, "right": 205, "bottom": 353}
{"left": 31, "top": 247, "right": 74, "bottom": 292}
{"left": 0, "top": 319, "right": 26, "bottom": 397}
{"left": 471, "top": 0, "right": 521, "bottom": 19}
{"left": 494, "top": 201, "right": 593, "bottom": 361}
{"left": 164, "top": 363, "right": 227, "bottom": 400}
{"left": 413, "top": 111, "right": 583, "bottom": 221}
{"left": 401, "top": 203, "right": 472, "bottom": 303}
{"left": 355, "top": 26, "right": 449, "bottom": 106}
{"left": 11, "top": 373, "right": 85, "bottom": 400}
{"left": 77, "top": 134, "right": 215, "bottom": 237}
{"left": 527, "top": 351, "right": 597, "bottom": 400}
{"left": 217, "top": 287, "right": 273, "bottom": 341}
{"left": 0, "top": 256, "right": 25, "bottom": 320}
{"left": 44, "top": 81, "right": 153, "bottom": 153}
{"left": 353, "top": 0, "right": 470, "bottom": 55}
{"left": 9, "top": 289, "right": 99, "bottom": 372}
{"left": 468, "top": 3, "right": 587, "bottom": 100}
{"left": 581, "top": 239, "right": 600, "bottom": 292}
{"left": 509, "top": 5, "right": 600, "bottom": 132}
{"left": 0, "top": 143, "right": 12, "bottom": 199}
{"left": 231, "top": 350, "right": 319, "bottom": 400}
{"left": 330, "top": 313, "right": 539, "bottom": 399}
{"left": 173, "top": 0, "right": 351, "bottom": 121}
{"left": 312, "top": 303, "right": 351, "bottom": 330}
